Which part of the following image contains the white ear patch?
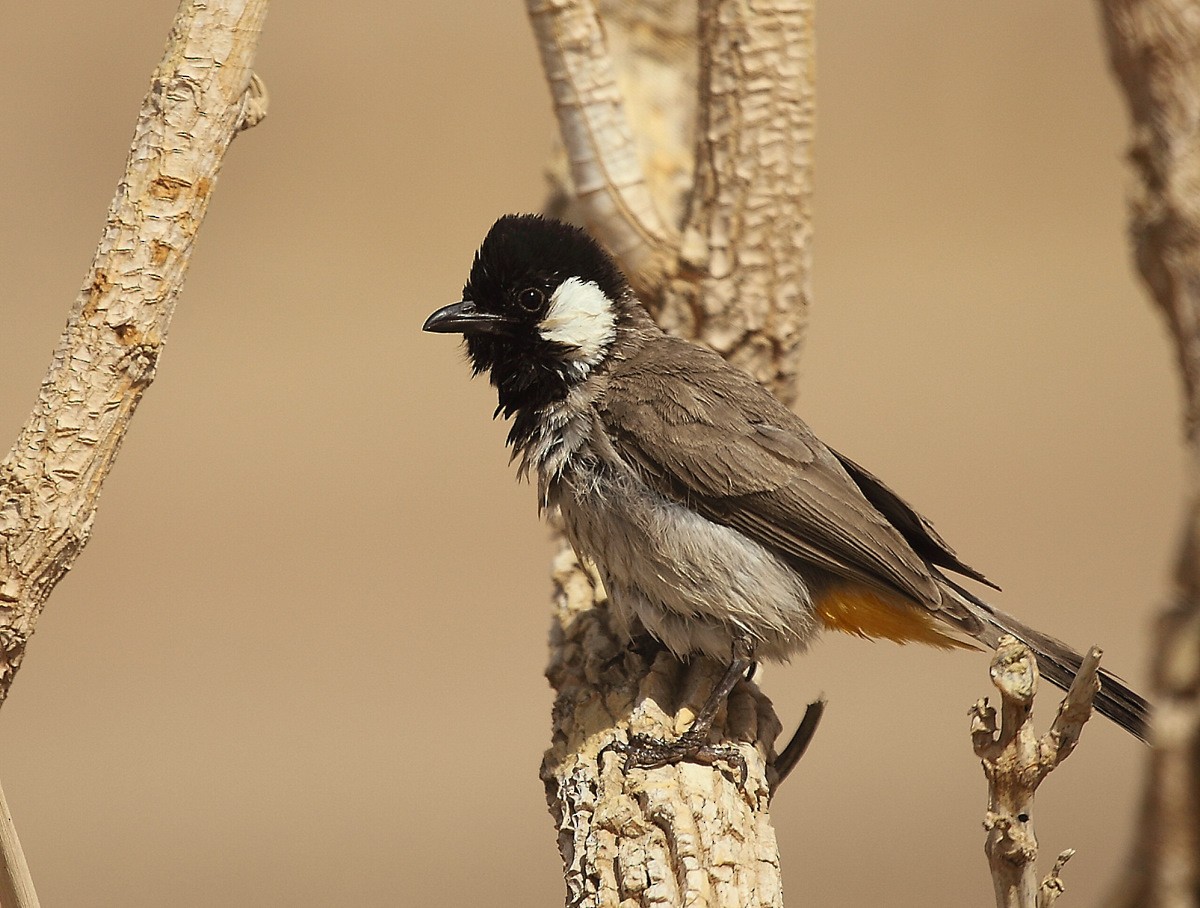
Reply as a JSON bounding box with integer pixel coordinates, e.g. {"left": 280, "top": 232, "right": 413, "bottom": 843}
{"left": 538, "top": 277, "right": 617, "bottom": 367}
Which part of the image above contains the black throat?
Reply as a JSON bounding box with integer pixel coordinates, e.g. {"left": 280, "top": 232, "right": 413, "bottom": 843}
{"left": 466, "top": 334, "right": 573, "bottom": 451}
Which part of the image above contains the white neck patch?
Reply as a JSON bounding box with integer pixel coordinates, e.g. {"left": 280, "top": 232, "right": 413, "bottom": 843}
{"left": 538, "top": 277, "right": 617, "bottom": 371}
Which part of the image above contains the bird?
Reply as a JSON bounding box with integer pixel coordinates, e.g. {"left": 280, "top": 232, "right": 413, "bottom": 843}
{"left": 423, "top": 213, "right": 1150, "bottom": 771}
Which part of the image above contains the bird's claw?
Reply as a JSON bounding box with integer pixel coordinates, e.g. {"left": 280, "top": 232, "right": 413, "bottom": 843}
{"left": 607, "top": 731, "right": 748, "bottom": 787}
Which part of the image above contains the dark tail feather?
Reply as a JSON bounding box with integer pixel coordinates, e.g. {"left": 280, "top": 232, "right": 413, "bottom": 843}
{"left": 939, "top": 575, "right": 1151, "bottom": 742}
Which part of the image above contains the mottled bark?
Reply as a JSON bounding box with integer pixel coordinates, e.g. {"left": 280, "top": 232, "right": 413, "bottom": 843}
{"left": 1099, "top": 2, "right": 1200, "bottom": 905}
{"left": 530, "top": 1, "right": 815, "bottom": 906}
{"left": 661, "top": 0, "right": 814, "bottom": 402}
{"left": 0, "top": 1, "right": 269, "bottom": 702}
{"left": 526, "top": 0, "right": 677, "bottom": 292}
{"left": 543, "top": 549, "right": 784, "bottom": 908}
{"left": 0, "top": 3, "right": 268, "bottom": 902}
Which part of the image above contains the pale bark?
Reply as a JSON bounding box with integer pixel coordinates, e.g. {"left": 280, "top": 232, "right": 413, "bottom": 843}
{"left": 1099, "top": 2, "right": 1200, "bottom": 905}
{"left": 543, "top": 549, "right": 784, "bottom": 908}
{"left": 969, "top": 638, "right": 1102, "bottom": 908}
{"left": 0, "top": 4, "right": 268, "bottom": 901}
{"left": 1038, "top": 850, "right": 1076, "bottom": 908}
{"left": 531, "top": 1, "right": 815, "bottom": 906}
{"left": 0, "top": 777, "right": 39, "bottom": 908}
{"left": 0, "top": 0, "right": 269, "bottom": 704}
{"left": 661, "top": 0, "right": 814, "bottom": 401}
{"left": 527, "top": 0, "right": 677, "bottom": 292}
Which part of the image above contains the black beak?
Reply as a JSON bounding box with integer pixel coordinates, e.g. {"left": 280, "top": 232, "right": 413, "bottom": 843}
{"left": 422, "top": 300, "right": 514, "bottom": 336}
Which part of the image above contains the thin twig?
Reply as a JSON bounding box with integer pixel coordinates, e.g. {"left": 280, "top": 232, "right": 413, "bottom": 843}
{"left": 1037, "top": 849, "right": 1075, "bottom": 908}
{"left": 0, "top": 775, "right": 39, "bottom": 908}
{"left": 1039, "top": 647, "right": 1102, "bottom": 774}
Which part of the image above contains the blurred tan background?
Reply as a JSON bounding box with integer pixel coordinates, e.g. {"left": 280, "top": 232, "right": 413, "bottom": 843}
{"left": 0, "top": 2, "right": 1178, "bottom": 906}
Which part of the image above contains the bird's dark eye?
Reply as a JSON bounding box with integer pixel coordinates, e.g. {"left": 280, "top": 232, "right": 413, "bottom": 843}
{"left": 517, "top": 287, "right": 545, "bottom": 312}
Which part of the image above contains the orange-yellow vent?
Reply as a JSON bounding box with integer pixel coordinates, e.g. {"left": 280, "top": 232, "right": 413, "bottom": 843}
{"left": 814, "top": 584, "right": 978, "bottom": 650}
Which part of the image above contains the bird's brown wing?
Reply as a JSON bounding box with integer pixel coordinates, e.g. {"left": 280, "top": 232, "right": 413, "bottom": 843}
{"left": 828, "top": 448, "right": 999, "bottom": 590}
{"left": 600, "top": 336, "right": 982, "bottom": 616}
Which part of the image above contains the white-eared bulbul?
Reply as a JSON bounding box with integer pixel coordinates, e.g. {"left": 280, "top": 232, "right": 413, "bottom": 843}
{"left": 424, "top": 214, "right": 1149, "bottom": 770}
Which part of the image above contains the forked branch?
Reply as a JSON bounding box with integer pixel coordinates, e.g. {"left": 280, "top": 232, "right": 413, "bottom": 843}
{"left": 970, "top": 637, "right": 1102, "bottom": 908}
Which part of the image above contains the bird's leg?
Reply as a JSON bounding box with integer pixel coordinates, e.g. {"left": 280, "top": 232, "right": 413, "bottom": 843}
{"left": 619, "top": 636, "right": 755, "bottom": 781}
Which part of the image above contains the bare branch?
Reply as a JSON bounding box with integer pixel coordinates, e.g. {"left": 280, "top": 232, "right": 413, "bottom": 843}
{"left": 971, "top": 697, "right": 1002, "bottom": 762}
{"left": 540, "top": 547, "right": 785, "bottom": 907}
{"left": 0, "top": 0, "right": 269, "bottom": 704}
{"left": 1100, "top": 0, "right": 1200, "bottom": 438}
{"left": 973, "top": 637, "right": 1098, "bottom": 908}
{"left": 0, "top": 776, "right": 39, "bottom": 908}
{"left": 1039, "top": 646, "right": 1102, "bottom": 773}
{"left": 525, "top": 0, "right": 676, "bottom": 286}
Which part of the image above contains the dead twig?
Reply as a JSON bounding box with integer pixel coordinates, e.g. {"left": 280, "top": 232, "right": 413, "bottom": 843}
{"left": 970, "top": 636, "right": 1101, "bottom": 908}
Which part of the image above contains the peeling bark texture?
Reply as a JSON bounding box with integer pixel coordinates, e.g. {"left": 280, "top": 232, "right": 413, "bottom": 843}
{"left": 526, "top": 0, "right": 678, "bottom": 292}
{"left": 1099, "top": 3, "right": 1200, "bottom": 906}
{"left": 542, "top": 548, "right": 784, "bottom": 908}
{"left": 530, "top": 2, "right": 815, "bottom": 906}
{"left": 969, "top": 637, "right": 1101, "bottom": 908}
{"left": 0, "top": 0, "right": 269, "bottom": 704}
{"left": 662, "top": 0, "right": 814, "bottom": 405}
{"left": 540, "top": 0, "right": 698, "bottom": 289}
{"left": 593, "top": 0, "right": 699, "bottom": 244}
{"left": 538, "top": 0, "right": 816, "bottom": 405}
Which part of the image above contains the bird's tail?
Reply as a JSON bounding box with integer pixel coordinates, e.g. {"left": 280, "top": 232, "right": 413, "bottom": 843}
{"left": 938, "top": 574, "right": 1150, "bottom": 742}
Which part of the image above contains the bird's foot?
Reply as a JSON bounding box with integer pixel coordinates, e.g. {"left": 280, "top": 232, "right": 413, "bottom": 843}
{"left": 613, "top": 730, "right": 747, "bottom": 786}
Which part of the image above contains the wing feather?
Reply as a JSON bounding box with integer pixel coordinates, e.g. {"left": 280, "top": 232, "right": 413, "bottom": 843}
{"left": 600, "top": 338, "right": 982, "bottom": 612}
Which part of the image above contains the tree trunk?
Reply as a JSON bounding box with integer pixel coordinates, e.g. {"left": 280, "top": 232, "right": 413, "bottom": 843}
{"left": 1100, "top": 1, "right": 1200, "bottom": 904}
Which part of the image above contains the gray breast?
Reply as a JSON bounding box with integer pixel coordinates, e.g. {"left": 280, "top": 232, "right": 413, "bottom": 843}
{"left": 555, "top": 459, "right": 821, "bottom": 663}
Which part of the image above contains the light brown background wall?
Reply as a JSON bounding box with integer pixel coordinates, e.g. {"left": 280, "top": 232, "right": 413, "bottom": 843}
{"left": 0, "top": 3, "right": 1177, "bottom": 906}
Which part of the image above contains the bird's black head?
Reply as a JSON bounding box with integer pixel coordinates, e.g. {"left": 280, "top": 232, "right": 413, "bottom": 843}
{"left": 424, "top": 214, "right": 630, "bottom": 429}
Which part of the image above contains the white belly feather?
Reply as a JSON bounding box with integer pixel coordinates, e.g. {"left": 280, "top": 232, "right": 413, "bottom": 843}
{"left": 558, "top": 470, "right": 819, "bottom": 662}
